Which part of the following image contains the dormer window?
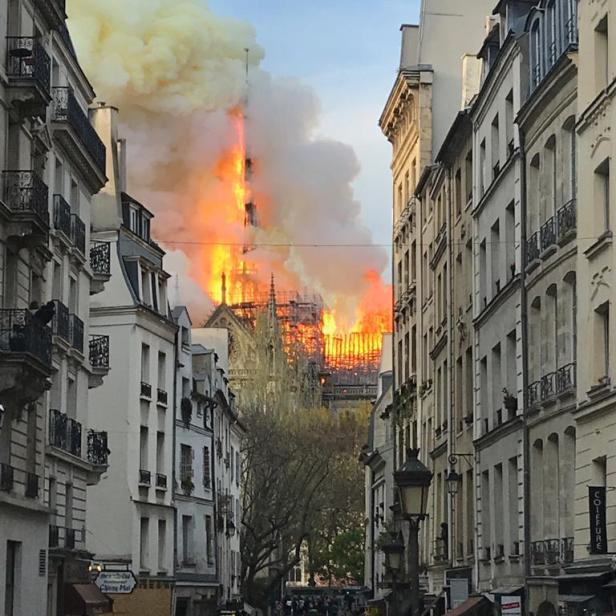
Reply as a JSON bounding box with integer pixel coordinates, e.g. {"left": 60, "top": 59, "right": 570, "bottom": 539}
{"left": 141, "top": 214, "right": 151, "bottom": 242}
{"left": 129, "top": 206, "right": 139, "bottom": 234}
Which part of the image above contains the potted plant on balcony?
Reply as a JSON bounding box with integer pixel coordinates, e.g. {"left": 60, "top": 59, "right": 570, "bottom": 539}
{"left": 181, "top": 476, "right": 194, "bottom": 496}
{"left": 502, "top": 388, "right": 518, "bottom": 413}
{"left": 180, "top": 397, "right": 192, "bottom": 427}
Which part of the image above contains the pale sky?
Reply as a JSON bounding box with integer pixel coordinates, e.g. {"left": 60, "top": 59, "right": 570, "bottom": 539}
{"left": 208, "top": 0, "right": 422, "bottom": 249}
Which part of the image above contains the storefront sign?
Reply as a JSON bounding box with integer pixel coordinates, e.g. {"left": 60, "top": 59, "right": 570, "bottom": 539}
{"left": 95, "top": 570, "right": 137, "bottom": 594}
{"left": 500, "top": 596, "right": 522, "bottom": 616}
{"left": 589, "top": 486, "right": 607, "bottom": 554}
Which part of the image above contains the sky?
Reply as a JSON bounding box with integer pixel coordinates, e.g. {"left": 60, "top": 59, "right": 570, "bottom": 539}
{"left": 208, "top": 0, "right": 422, "bottom": 249}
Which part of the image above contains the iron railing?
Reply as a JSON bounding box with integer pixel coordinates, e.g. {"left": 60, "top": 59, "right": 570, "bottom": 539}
{"left": 540, "top": 217, "right": 556, "bottom": 252}
{"left": 156, "top": 473, "right": 167, "bottom": 489}
{"left": 527, "top": 381, "right": 540, "bottom": 408}
{"left": 87, "top": 430, "right": 109, "bottom": 465}
{"left": 141, "top": 381, "right": 152, "bottom": 398}
{"left": 89, "top": 335, "right": 109, "bottom": 369}
{"left": 90, "top": 241, "right": 111, "bottom": 276}
{"left": 532, "top": 537, "right": 574, "bottom": 566}
{"left": 562, "top": 537, "right": 574, "bottom": 563}
{"left": 25, "top": 472, "right": 39, "bottom": 498}
{"left": 526, "top": 231, "right": 540, "bottom": 264}
{"left": 52, "top": 300, "right": 70, "bottom": 342}
{"left": 531, "top": 541, "right": 545, "bottom": 565}
{"left": 69, "top": 313, "right": 84, "bottom": 352}
{"left": 556, "top": 362, "right": 576, "bottom": 395}
{"left": 0, "top": 308, "right": 52, "bottom": 366}
{"left": 157, "top": 388, "right": 168, "bottom": 405}
{"left": 540, "top": 372, "right": 555, "bottom": 401}
{"left": 6, "top": 37, "right": 50, "bottom": 93}
{"left": 2, "top": 170, "right": 49, "bottom": 225}
{"left": 139, "top": 469, "right": 151, "bottom": 485}
{"left": 70, "top": 214, "right": 85, "bottom": 254}
{"left": 49, "top": 409, "right": 82, "bottom": 457}
{"left": 53, "top": 194, "right": 71, "bottom": 237}
{"left": 557, "top": 199, "right": 576, "bottom": 242}
{"left": 545, "top": 538, "right": 560, "bottom": 564}
{"left": 52, "top": 87, "right": 106, "bottom": 175}
{"left": 0, "top": 463, "right": 14, "bottom": 491}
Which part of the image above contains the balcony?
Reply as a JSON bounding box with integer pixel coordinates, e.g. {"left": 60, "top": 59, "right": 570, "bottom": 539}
{"left": 157, "top": 388, "right": 168, "bottom": 405}
{"left": 52, "top": 300, "right": 70, "bottom": 343}
{"left": 87, "top": 430, "right": 109, "bottom": 466}
{"left": 69, "top": 314, "right": 84, "bottom": 353}
{"left": 49, "top": 409, "right": 82, "bottom": 457}
{"left": 90, "top": 241, "right": 111, "bottom": 294}
{"left": 49, "top": 526, "right": 78, "bottom": 550}
{"left": 1, "top": 170, "right": 49, "bottom": 243}
{"left": 53, "top": 194, "right": 71, "bottom": 240}
{"left": 562, "top": 537, "right": 574, "bottom": 563}
{"left": 531, "top": 541, "right": 545, "bottom": 565}
{"left": 540, "top": 372, "right": 555, "bottom": 403}
{"left": 156, "top": 473, "right": 168, "bottom": 490}
{"left": 557, "top": 199, "right": 576, "bottom": 244}
{"left": 545, "top": 538, "right": 560, "bottom": 565}
{"left": 89, "top": 334, "right": 109, "bottom": 370}
{"left": 25, "top": 472, "right": 39, "bottom": 498}
{"left": 141, "top": 381, "right": 152, "bottom": 399}
{"left": 0, "top": 463, "right": 14, "bottom": 492}
{"left": 555, "top": 362, "right": 576, "bottom": 396}
{"left": 34, "top": 0, "right": 66, "bottom": 30}
{"left": 0, "top": 309, "right": 52, "bottom": 417}
{"left": 70, "top": 214, "right": 86, "bottom": 256}
{"left": 526, "top": 231, "right": 540, "bottom": 268}
{"left": 540, "top": 217, "right": 557, "bottom": 255}
{"left": 139, "top": 469, "right": 151, "bottom": 486}
{"left": 527, "top": 380, "right": 540, "bottom": 409}
{"left": 6, "top": 37, "right": 51, "bottom": 115}
{"left": 430, "top": 224, "right": 447, "bottom": 269}
{"left": 50, "top": 87, "right": 106, "bottom": 191}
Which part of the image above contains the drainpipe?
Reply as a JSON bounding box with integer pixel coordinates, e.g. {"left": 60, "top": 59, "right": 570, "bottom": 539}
{"left": 172, "top": 328, "right": 179, "bottom": 585}
{"left": 518, "top": 126, "right": 532, "bottom": 586}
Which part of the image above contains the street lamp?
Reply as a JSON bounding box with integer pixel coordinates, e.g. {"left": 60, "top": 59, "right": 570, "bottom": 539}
{"left": 446, "top": 469, "right": 462, "bottom": 497}
{"left": 382, "top": 532, "right": 404, "bottom": 575}
{"left": 394, "top": 448, "right": 433, "bottom": 616}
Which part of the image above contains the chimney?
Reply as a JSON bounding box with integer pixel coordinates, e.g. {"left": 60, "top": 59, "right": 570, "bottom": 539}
{"left": 460, "top": 54, "right": 482, "bottom": 109}
{"left": 117, "top": 138, "right": 127, "bottom": 194}
{"left": 399, "top": 24, "right": 420, "bottom": 70}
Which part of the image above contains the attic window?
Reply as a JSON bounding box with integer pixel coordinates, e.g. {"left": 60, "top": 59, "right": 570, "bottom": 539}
{"left": 129, "top": 207, "right": 139, "bottom": 234}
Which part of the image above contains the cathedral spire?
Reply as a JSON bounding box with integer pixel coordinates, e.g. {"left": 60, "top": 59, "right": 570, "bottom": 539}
{"left": 268, "top": 273, "right": 277, "bottom": 325}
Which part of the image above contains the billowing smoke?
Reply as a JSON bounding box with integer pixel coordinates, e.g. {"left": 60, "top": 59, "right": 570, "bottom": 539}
{"left": 67, "top": 0, "right": 389, "bottom": 327}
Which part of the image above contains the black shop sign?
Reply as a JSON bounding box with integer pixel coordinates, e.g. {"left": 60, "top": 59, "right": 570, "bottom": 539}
{"left": 589, "top": 486, "right": 607, "bottom": 554}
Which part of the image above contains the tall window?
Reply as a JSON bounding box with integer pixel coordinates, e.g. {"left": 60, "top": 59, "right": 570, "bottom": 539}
{"left": 546, "top": 0, "right": 558, "bottom": 67}
{"left": 491, "top": 114, "right": 500, "bottom": 177}
{"left": 595, "top": 158, "right": 610, "bottom": 232}
{"left": 5, "top": 541, "right": 20, "bottom": 616}
{"left": 180, "top": 444, "right": 193, "bottom": 482}
{"left": 156, "top": 432, "right": 164, "bottom": 475}
{"left": 596, "top": 302, "right": 610, "bottom": 380}
{"left": 203, "top": 446, "right": 211, "bottom": 489}
{"left": 182, "top": 515, "right": 194, "bottom": 564}
{"left": 531, "top": 20, "right": 542, "bottom": 88}
{"left": 480, "top": 139, "right": 487, "bottom": 196}
{"left": 595, "top": 15, "right": 609, "bottom": 92}
{"left": 140, "top": 517, "right": 149, "bottom": 570}
{"left": 205, "top": 516, "right": 214, "bottom": 563}
{"left": 505, "top": 90, "right": 514, "bottom": 157}
{"left": 140, "top": 426, "right": 149, "bottom": 470}
{"left": 141, "top": 344, "right": 150, "bottom": 383}
{"left": 158, "top": 519, "right": 166, "bottom": 571}
{"left": 157, "top": 352, "right": 166, "bottom": 391}
{"left": 455, "top": 168, "right": 462, "bottom": 217}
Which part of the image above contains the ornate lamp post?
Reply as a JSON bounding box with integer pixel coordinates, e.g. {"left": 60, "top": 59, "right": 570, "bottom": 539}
{"left": 382, "top": 532, "right": 404, "bottom": 616}
{"left": 394, "top": 449, "right": 433, "bottom": 616}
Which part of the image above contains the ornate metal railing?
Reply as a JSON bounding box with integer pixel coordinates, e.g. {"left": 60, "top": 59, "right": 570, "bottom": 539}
{"left": 557, "top": 199, "right": 576, "bottom": 242}
{"left": 89, "top": 335, "right": 109, "bottom": 369}
{"left": 156, "top": 473, "right": 167, "bottom": 489}
{"left": 53, "top": 194, "right": 71, "bottom": 237}
{"left": 565, "top": 16, "right": 578, "bottom": 46}
{"left": 49, "top": 409, "right": 82, "bottom": 457}
{"left": 6, "top": 37, "right": 50, "bottom": 93}
{"left": 25, "top": 472, "right": 39, "bottom": 498}
{"left": 555, "top": 362, "right": 576, "bottom": 395}
{"left": 0, "top": 308, "right": 52, "bottom": 366}
{"left": 531, "top": 540, "right": 545, "bottom": 565}
{"left": 0, "top": 463, "right": 14, "bottom": 491}
{"left": 540, "top": 372, "right": 555, "bottom": 401}
{"left": 52, "top": 300, "right": 70, "bottom": 342}
{"left": 527, "top": 381, "right": 540, "bottom": 409}
{"left": 90, "top": 241, "right": 111, "bottom": 276}
{"left": 157, "top": 388, "right": 168, "bottom": 405}
{"left": 52, "top": 87, "right": 106, "bottom": 174}
{"left": 562, "top": 537, "right": 574, "bottom": 563}
{"left": 139, "top": 469, "right": 151, "bottom": 485}
{"left": 141, "top": 381, "right": 152, "bottom": 398}
{"left": 545, "top": 538, "right": 560, "bottom": 564}
{"left": 69, "top": 313, "right": 84, "bottom": 352}
{"left": 540, "top": 217, "right": 556, "bottom": 252}
{"left": 2, "top": 170, "right": 49, "bottom": 225}
{"left": 87, "top": 430, "right": 109, "bottom": 465}
{"left": 526, "top": 232, "right": 540, "bottom": 264}
{"left": 70, "top": 214, "right": 85, "bottom": 254}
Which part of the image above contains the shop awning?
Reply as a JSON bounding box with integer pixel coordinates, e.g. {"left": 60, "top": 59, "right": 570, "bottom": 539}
{"left": 64, "top": 583, "right": 112, "bottom": 615}
{"left": 447, "top": 596, "right": 487, "bottom": 616}
{"left": 559, "top": 595, "right": 595, "bottom": 604}
{"left": 490, "top": 586, "right": 524, "bottom": 595}
{"left": 557, "top": 571, "right": 611, "bottom": 581}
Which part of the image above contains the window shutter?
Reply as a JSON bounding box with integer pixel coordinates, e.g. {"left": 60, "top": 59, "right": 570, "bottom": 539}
{"left": 39, "top": 549, "right": 47, "bottom": 576}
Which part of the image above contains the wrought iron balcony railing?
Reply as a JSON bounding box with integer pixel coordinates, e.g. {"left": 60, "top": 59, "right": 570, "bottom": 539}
{"left": 49, "top": 524, "right": 59, "bottom": 547}
{"left": 562, "top": 537, "right": 574, "bottom": 563}
{"left": 557, "top": 199, "right": 576, "bottom": 242}
{"left": 25, "top": 472, "right": 39, "bottom": 498}
{"left": 156, "top": 473, "right": 167, "bottom": 489}
{"left": 70, "top": 214, "right": 85, "bottom": 255}
{"left": 52, "top": 87, "right": 106, "bottom": 175}
{"left": 531, "top": 540, "right": 545, "bottom": 565}
{"left": 89, "top": 335, "right": 109, "bottom": 369}
{"left": 556, "top": 362, "right": 576, "bottom": 395}
{"left": 540, "top": 217, "right": 556, "bottom": 252}
{"left": 69, "top": 313, "right": 84, "bottom": 352}
{"left": 527, "top": 380, "right": 540, "bottom": 409}
{"left": 6, "top": 37, "right": 50, "bottom": 94}
{"left": 52, "top": 300, "right": 70, "bottom": 342}
{"left": 540, "top": 372, "right": 555, "bottom": 401}
{"left": 49, "top": 409, "right": 82, "bottom": 457}
{"left": 139, "top": 469, "right": 151, "bottom": 486}
{"left": 53, "top": 194, "right": 71, "bottom": 237}
{"left": 90, "top": 241, "right": 111, "bottom": 276}
{"left": 0, "top": 308, "right": 52, "bottom": 366}
{"left": 0, "top": 463, "right": 14, "bottom": 491}
{"left": 157, "top": 388, "right": 168, "bottom": 405}
{"left": 2, "top": 170, "right": 49, "bottom": 226}
{"left": 141, "top": 381, "right": 152, "bottom": 398}
{"left": 526, "top": 231, "right": 540, "bottom": 265}
{"left": 87, "top": 430, "right": 109, "bottom": 466}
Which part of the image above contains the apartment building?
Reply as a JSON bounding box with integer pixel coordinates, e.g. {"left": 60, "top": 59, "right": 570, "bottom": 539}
{"left": 173, "top": 309, "right": 218, "bottom": 616}
{"left": 0, "top": 1, "right": 112, "bottom": 614}
{"left": 516, "top": 1, "right": 579, "bottom": 612}
{"left": 86, "top": 105, "right": 177, "bottom": 616}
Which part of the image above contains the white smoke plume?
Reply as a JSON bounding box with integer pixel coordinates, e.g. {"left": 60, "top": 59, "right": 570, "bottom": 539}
{"left": 67, "top": 0, "right": 388, "bottom": 325}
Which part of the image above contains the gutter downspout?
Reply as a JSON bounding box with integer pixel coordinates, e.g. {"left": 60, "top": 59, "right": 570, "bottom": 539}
{"left": 172, "top": 327, "right": 179, "bottom": 604}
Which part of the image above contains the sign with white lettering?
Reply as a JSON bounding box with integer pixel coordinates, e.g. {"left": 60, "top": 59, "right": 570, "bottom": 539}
{"left": 95, "top": 571, "right": 137, "bottom": 594}
{"left": 589, "top": 486, "right": 607, "bottom": 554}
{"left": 500, "top": 596, "right": 522, "bottom": 616}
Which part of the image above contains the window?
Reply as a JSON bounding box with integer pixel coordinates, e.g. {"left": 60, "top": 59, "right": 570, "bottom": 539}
{"left": 479, "top": 139, "right": 486, "bottom": 196}
{"left": 491, "top": 219, "right": 500, "bottom": 297}
{"left": 156, "top": 432, "right": 164, "bottom": 474}
{"left": 546, "top": 0, "right": 558, "bottom": 67}
{"left": 465, "top": 151, "right": 473, "bottom": 203}
{"left": 481, "top": 470, "right": 491, "bottom": 553}
{"left": 596, "top": 302, "right": 610, "bottom": 380}
{"left": 67, "top": 376, "right": 77, "bottom": 419}
{"left": 141, "top": 344, "right": 150, "bottom": 383}
{"left": 203, "top": 447, "right": 211, "bottom": 488}
{"left": 142, "top": 215, "right": 151, "bottom": 241}
{"left": 492, "top": 344, "right": 502, "bottom": 422}
{"left": 5, "top": 541, "right": 20, "bottom": 616}
{"left": 158, "top": 352, "right": 166, "bottom": 390}
{"left": 151, "top": 274, "right": 159, "bottom": 311}
{"left": 180, "top": 444, "right": 193, "bottom": 481}
{"left": 595, "top": 15, "right": 609, "bottom": 91}
{"left": 595, "top": 158, "right": 610, "bottom": 232}
{"left": 465, "top": 347, "right": 473, "bottom": 420}
{"left": 182, "top": 515, "right": 194, "bottom": 564}
{"left": 129, "top": 207, "right": 139, "bottom": 233}
{"left": 505, "top": 90, "right": 514, "bottom": 157}
{"left": 455, "top": 168, "right": 462, "bottom": 217}
{"left": 205, "top": 515, "right": 214, "bottom": 563}
{"left": 158, "top": 519, "right": 166, "bottom": 571}
{"left": 140, "top": 427, "right": 149, "bottom": 470}
{"left": 531, "top": 20, "right": 542, "bottom": 88}
{"left": 491, "top": 114, "right": 500, "bottom": 177}
{"left": 508, "top": 458, "right": 518, "bottom": 552}
{"left": 140, "top": 517, "right": 149, "bottom": 570}
{"left": 236, "top": 451, "right": 240, "bottom": 486}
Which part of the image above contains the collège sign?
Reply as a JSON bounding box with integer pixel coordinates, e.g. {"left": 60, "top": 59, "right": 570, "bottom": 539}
{"left": 95, "top": 570, "right": 137, "bottom": 594}
{"left": 589, "top": 486, "right": 607, "bottom": 554}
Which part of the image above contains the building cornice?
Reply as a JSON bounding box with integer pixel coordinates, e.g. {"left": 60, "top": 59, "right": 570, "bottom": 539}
{"left": 474, "top": 416, "right": 523, "bottom": 450}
